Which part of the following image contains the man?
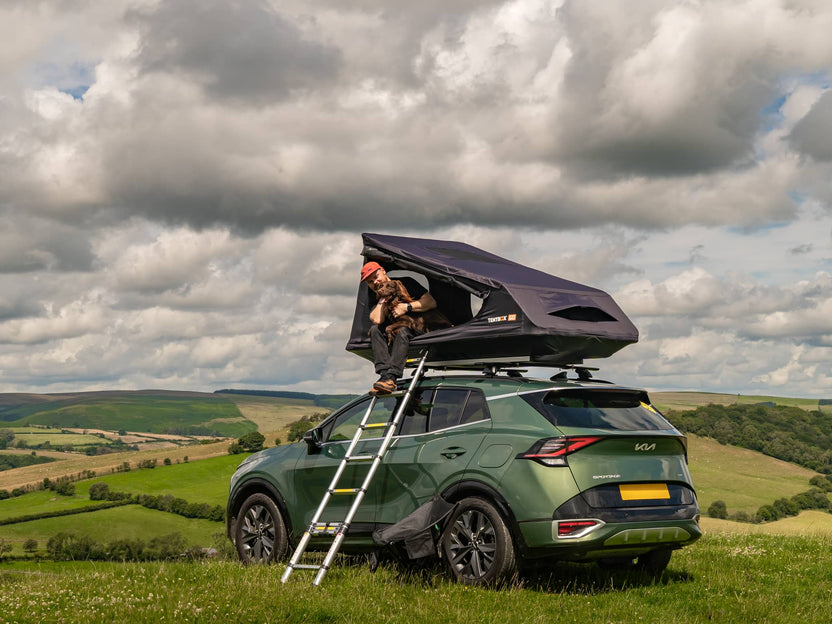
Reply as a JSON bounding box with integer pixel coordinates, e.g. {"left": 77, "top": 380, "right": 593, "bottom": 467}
{"left": 360, "top": 261, "right": 438, "bottom": 395}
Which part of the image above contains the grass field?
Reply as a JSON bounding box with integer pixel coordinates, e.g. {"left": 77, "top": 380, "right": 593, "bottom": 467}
{"left": 0, "top": 453, "right": 243, "bottom": 525}
{"left": 0, "top": 489, "right": 107, "bottom": 522}
{"left": 13, "top": 433, "right": 113, "bottom": 447}
{"left": 2, "top": 532, "right": 831, "bottom": 623}
{"left": 0, "top": 391, "right": 255, "bottom": 438}
{"left": 701, "top": 511, "right": 832, "bottom": 535}
{"left": 686, "top": 433, "right": 818, "bottom": 514}
{"left": 651, "top": 391, "right": 827, "bottom": 412}
{"left": 228, "top": 395, "right": 330, "bottom": 441}
{"left": 0, "top": 505, "right": 220, "bottom": 557}
{"left": 0, "top": 438, "right": 233, "bottom": 492}
{"left": 74, "top": 453, "right": 244, "bottom": 506}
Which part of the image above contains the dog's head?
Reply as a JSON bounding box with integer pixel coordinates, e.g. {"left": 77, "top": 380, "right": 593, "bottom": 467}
{"left": 374, "top": 280, "right": 398, "bottom": 301}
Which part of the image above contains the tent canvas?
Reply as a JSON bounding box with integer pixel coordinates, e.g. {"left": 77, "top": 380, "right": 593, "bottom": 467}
{"left": 346, "top": 233, "right": 638, "bottom": 367}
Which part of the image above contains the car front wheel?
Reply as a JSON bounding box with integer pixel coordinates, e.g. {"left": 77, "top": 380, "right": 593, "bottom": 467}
{"left": 233, "top": 493, "right": 288, "bottom": 564}
{"left": 441, "top": 497, "right": 516, "bottom": 585}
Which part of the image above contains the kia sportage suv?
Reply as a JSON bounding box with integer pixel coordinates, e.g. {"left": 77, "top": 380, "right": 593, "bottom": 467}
{"left": 226, "top": 369, "right": 700, "bottom": 584}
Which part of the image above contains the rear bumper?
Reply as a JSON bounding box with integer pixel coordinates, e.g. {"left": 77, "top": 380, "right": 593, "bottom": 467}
{"left": 518, "top": 515, "right": 701, "bottom": 560}
{"left": 517, "top": 490, "right": 701, "bottom": 559}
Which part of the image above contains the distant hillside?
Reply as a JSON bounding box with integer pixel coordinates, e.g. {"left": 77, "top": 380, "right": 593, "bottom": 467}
{"left": 215, "top": 389, "right": 360, "bottom": 410}
{"left": 651, "top": 391, "right": 828, "bottom": 412}
{"left": 665, "top": 402, "right": 832, "bottom": 474}
{"left": 0, "top": 390, "right": 255, "bottom": 438}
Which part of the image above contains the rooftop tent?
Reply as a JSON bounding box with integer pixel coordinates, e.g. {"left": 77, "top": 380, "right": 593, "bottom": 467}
{"left": 346, "top": 233, "right": 638, "bottom": 367}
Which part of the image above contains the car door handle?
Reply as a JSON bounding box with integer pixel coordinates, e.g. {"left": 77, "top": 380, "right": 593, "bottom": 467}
{"left": 441, "top": 447, "right": 466, "bottom": 459}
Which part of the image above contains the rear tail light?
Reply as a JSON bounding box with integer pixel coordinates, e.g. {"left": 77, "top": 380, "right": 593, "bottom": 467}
{"left": 555, "top": 519, "right": 604, "bottom": 539}
{"left": 517, "top": 436, "right": 602, "bottom": 466}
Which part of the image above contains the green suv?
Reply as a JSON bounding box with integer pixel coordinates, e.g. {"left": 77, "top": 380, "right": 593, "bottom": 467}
{"left": 226, "top": 370, "right": 700, "bottom": 584}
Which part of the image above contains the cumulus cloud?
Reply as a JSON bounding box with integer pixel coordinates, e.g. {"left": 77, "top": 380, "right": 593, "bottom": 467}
{"left": 789, "top": 89, "right": 832, "bottom": 161}
{"left": 2, "top": 0, "right": 832, "bottom": 397}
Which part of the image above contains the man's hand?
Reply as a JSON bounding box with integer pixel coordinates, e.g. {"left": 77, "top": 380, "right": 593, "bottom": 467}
{"left": 392, "top": 302, "right": 409, "bottom": 318}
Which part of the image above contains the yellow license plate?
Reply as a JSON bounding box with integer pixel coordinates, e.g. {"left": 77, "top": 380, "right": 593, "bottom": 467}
{"left": 619, "top": 483, "right": 670, "bottom": 501}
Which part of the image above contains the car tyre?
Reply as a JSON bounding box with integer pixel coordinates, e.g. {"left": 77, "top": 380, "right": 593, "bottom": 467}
{"left": 441, "top": 497, "right": 516, "bottom": 585}
{"left": 234, "top": 492, "right": 288, "bottom": 564}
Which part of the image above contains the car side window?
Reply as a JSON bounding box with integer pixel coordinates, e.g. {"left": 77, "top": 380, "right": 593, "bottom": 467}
{"left": 325, "top": 396, "right": 398, "bottom": 442}
{"left": 398, "top": 389, "right": 434, "bottom": 435}
{"left": 427, "top": 389, "right": 472, "bottom": 432}
{"left": 460, "top": 390, "right": 489, "bottom": 424}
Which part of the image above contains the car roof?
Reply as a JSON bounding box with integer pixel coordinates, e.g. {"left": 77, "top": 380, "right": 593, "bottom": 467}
{"left": 413, "top": 372, "right": 646, "bottom": 399}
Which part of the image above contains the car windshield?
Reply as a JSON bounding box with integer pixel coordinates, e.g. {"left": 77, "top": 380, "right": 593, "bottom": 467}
{"left": 521, "top": 389, "right": 672, "bottom": 431}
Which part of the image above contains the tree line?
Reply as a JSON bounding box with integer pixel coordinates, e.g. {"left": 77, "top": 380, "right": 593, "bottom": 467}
{"left": 666, "top": 402, "right": 832, "bottom": 473}
{"left": 665, "top": 402, "right": 832, "bottom": 523}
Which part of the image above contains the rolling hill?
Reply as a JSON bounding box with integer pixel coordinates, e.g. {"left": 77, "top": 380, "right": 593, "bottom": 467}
{"left": 2, "top": 386, "right": 832, "bottom": 559}
{"left": 0, "top": 390, "right": 256, "bottom": 438}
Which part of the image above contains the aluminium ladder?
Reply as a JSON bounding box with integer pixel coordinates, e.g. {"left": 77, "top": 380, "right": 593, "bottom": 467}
{"left": 281, "top": 351, "right": 430, "bottom": 585}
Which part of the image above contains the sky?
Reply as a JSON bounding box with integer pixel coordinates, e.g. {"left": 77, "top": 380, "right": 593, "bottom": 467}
{"left": 2, "top": 0, "right": 832, "bottom": 398}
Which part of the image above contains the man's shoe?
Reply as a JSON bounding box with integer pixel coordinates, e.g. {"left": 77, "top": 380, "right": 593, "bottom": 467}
{"left": 371, "top": 378, "right": 397, "bottom": 395}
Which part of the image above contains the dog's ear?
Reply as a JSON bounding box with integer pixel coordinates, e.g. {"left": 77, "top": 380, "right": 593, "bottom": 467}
{"left": 395, "top": 280, "right": 414, "bottom": 302}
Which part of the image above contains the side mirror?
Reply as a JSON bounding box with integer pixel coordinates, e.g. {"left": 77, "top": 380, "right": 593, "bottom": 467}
{"left": 303, "top": 428, "right": 322, "bottom": 454}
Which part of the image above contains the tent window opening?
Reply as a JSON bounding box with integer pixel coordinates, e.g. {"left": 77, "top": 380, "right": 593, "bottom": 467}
{"left": 384, "top": 269, "right": 476, "bottom": 326}
{"left": 548, "top": 306, "right": 616, "bottom": 323}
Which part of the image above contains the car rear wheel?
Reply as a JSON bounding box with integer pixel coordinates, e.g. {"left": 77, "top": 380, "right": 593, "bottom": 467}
{"left": 441, "top": 497, "right": 516, "bottom": 585}
{"left": 234, "top": 493, "right": 288, "bottom": 564}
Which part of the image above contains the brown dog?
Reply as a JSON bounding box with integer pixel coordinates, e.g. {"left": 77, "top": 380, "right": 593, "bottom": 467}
{"left": 375, "top": 280, "right": 453, "bottom": 344}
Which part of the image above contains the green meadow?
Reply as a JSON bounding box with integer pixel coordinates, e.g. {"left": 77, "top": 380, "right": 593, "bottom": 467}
{"left": 0, "top": 505, "right": 219, "bottom": 552}
{"left": 686, "top": 433, "right": 820, "bottom": 514}
{"left": 2, "top": 532, "right": 832, "bottom": 624}
{"left": 2, "top": 389, "right": 832, "bottom": 623}
{"left": 0, "top": 392, "right": 255, "bottom": 438}
{"left": 74, "top": 453, "right": 244, "bottom": 505}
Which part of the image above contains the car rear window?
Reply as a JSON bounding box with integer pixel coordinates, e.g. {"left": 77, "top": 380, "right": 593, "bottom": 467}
{"left": 521, "top": 389, "right": 673, "bottom": 431}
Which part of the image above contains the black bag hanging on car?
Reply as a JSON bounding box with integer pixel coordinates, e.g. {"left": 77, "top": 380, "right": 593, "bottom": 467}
{"left": 372, "top": 495, "right": 457, "bottom": 560}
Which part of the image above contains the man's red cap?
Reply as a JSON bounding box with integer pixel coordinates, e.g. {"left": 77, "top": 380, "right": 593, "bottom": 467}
{"left": 360, "top": 261, "right": 383, "bottom": 282}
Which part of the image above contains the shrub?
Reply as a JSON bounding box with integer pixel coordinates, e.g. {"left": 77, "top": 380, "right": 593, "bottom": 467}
{"left": 773, "top": 497, "right": 799, "bottom": 518}
{"left": 756, "top": 504, "right": 780, "bottom": 522}
{"left": 707, "top": 500, "right": 728, "bottom": 519}
{"left": 89, "top": 482, "right": 111, "bottom": 501}
{"left": 288, "top": 419, "right": 315, "bottom": 442}
{"left": 108, "top": 538, "right": 146, "bottom": 562}
{"left": 0, "top": 538, "right": 12, "bottom": 560}
{"left": 809, "top": 475, "right": 832, "bottom": 492}
{"left": 53, "top": 480, "right": 75, "bottom": 497}
{"left": 47, "top": 532, "right": 105, "bottom": 561}
{"left": 145, "top": 533, "right": 187, "bottom": 560}
{"left": 238, "top": 431, "right": 265, "bottom": 452}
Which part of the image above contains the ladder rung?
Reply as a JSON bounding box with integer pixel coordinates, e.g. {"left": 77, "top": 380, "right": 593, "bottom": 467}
{"left": 345, "top": 454, "right": 375, "bottom": 462}
{"left": 292, "top": 564, "right": 322, "bottom": 570}
{"left": 331, "top": 488, "right": 362, "bottom": 495}
{"left": 362, "top": 422, "right": 388, "bottom": 429}
{"left": 309, "top": 523, "right": 343, "bottom": 535}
